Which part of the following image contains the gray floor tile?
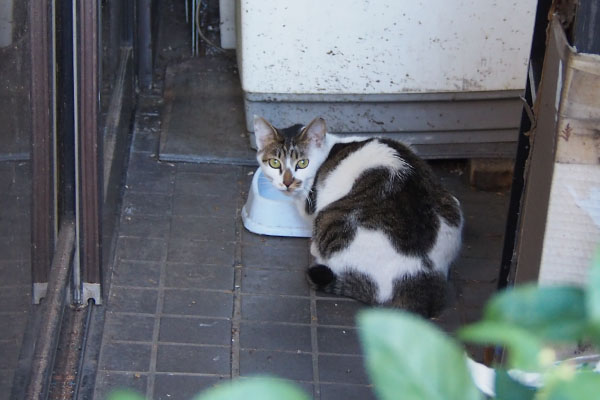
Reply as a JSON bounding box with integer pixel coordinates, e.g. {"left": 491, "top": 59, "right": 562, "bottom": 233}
{"left": 460, "top": 235, "right": 503, "bottom": 260}
{"left": 158, "top": 56, "right": 255, "bottom": 166}
{"left": 131, "top": 129, "right": 160, "bottom": 154}
{"left": 459, "top": 281, "right": 497, "bottom": 305}
{"left": 128, "top": 152, "right": 176, "bottom": 175}
{"left": 318, "top": 355, "right": 369, "bottom": 384}
{"left": 170, "top": 215, "right": 235, "bottom": 242}
{"left": 0, "top": 262, "right": 29, "bottom": 286}
{"left": 113, "top": 261, "right": 161, "bottom": 287}
{"left": 164, "top": 263, "right": 233, "bottom": 290}
{"left": 242, "top": 268, "right": 309, "bottom": 296}
{"left": 316, "top": 300, "right": 366, "bottom": 327}
{"left": 240, "top": 322, "right": 311, "bottom": 352}
{"left": 0, "top": 370, "right": 14, "bottom": 400}
{"left": 0, "top": 235, "right": 29, "bottom": 262}
{"left": 172, "top": 192, "right": 237, "bottom": 217}
{"left": 99, "top": 343, "right": 152, "bottom": 372}
{"left": 154, "top": 374, "right": 224, "bottom": 400}
{"left": 93, "top": 371, "right": 148, "bottom": 399}
{"left": 241, "top": 295, "right": 310, "bottom": 324}
{"left": 135, "top": 113, "right": 161, "bottom": 128}
{"left": 107, "top": 287, "right": 158, "bottom": 314}
{"left": 159, "top": 317, "right": 231, "bottom": 345}
{"left": 454, "top": 257, "right": 500, "bottom": 283}
{"left": 116, "top": 237, "right": 168, "bottom": 262}
{"left": 156, "top": 344, "right": 230, "bottom": 374}
{"left": 242, "top": 243, "right": 309, "bottom": 270}
{"left": 317, "top": 327, "right": 362, "bottom": 355}
{"left": 0, "top": 213, "right": 30, "bottom": 237}
{"left": 104, "top": 313, "right": 155, "bottom": 342}
{"left": 239, "top": 349, "right": 313, "bottom": 381}
{"left": 174, "top": 172, "right": 239, "bottom": 198}
{"left": 163, "top": 289, "right": 233, "bottom": 317}
{"left": 0, "top": 196, "right": 26, "bottom": 220}
{"left": 320, "top": 383, "right": 377, "bottom": 400}
{"left": 122, "top": 192, "right": 172, "bottom": 216}
{"left": 0, "top": 313, "right": 28, "bottom": 341}
{"left": 119, "top": 215, "right": 171, "bottom": 239}
{"left": 126, "top": 170, "right": 174, "bottom": 194}
{"left": 433, "top": 305, "right": 462, "bottom": 334}
{"left": 0, "top": 286, "right": 32, "bottom": 313}
{"left": 0, "top": 341, "right": 19, "bottom": 369}
{"left": 167, "top": 238, "right": 235, "bottom": 265}
{"left": 177, "top": 163, "right": 241, "bottom": 174}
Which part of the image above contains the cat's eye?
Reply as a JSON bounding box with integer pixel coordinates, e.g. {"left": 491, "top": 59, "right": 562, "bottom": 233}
{"left": 296, "top": 159, "right": 309, "bottom": 169}
{"left": 268, "top": 158, "right": 281, "bottom": 169}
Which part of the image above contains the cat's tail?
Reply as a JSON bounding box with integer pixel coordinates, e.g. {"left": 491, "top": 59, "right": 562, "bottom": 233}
{"left": 390, "top": 271, "right": 448, "bottom": 318}
{"left": 306, "top": 265, "right": 378, "bottom": 305}
{"left": 307, "top": 265, "right": 448, "bottom": 317}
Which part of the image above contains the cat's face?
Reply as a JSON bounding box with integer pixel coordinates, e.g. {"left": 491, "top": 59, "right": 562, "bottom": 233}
{"left": 254, "top": 116, "right": 328, "bottom": 196}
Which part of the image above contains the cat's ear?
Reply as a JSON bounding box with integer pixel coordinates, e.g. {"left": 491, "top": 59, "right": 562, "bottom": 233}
{"left": 302, "top": 117, "right": 327, "bottom": 148}
{"left": 254, "top": 115, "right": 278, "bottom": 150}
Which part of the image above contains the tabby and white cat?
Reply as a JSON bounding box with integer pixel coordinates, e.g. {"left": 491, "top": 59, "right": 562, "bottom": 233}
{"left": 254, "top": 116, "right": 463, "bottom": 317}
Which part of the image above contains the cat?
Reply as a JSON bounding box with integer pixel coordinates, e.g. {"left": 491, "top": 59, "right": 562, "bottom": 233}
{"left": 253, "top": 115, "right": 463, "bottom": 317}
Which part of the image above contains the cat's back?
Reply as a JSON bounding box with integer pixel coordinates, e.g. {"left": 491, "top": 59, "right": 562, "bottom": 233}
{"left": 311, "top": 138, "right": 412, "bottom": 213}
{"left": 310, "top": 138, "right": 462, "bottom": 250}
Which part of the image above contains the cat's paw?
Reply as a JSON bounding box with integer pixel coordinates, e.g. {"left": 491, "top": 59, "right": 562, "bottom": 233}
{"left": 306, "top": 264, "right": 335, "bottom": 287}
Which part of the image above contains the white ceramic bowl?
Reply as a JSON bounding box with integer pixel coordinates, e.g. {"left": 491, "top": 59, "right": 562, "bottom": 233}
{"left": 242, "top": 168, "right": 312, "bottom": 237}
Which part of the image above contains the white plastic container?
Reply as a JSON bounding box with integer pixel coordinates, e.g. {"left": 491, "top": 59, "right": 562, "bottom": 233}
{"left": 234, "top": 0, "right": 537, "bottom": 159}
{"left": 236, "top": 0, "right": 537, "bottom": 95}
{"left": 242, "top": 169, "right": 312, "bottom": 237}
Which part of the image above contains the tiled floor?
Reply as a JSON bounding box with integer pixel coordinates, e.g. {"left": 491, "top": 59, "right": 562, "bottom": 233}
{"left": 90, "top": 91, "right": 509, "bottom": 400}
{"left": 91, "top": 2, "right": 509, "bottom": 398}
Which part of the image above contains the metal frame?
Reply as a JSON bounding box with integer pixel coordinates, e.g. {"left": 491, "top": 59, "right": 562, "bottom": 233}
{"left": 25, "top": 220, "right": 75, "bottom": 399}
{"left": 496, "top": 0, "right": 553, "bottom": 289}
{"left": 30, "top": 0, "right": 56, "bottom": 303}
{"left": 75, "top": 0, "right": 102, "bottom": 304}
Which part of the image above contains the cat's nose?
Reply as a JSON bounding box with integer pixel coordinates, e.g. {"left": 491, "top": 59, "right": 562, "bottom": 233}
{"left": 283, "top": 170, "right": 294, "bottom": 187}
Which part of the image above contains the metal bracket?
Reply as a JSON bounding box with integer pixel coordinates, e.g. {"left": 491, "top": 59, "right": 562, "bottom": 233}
{"left": 82, "top": 283, "right": 102, "bottom": 305}
{"left": 32, "top": 282, "right": 48, "bottom": 305}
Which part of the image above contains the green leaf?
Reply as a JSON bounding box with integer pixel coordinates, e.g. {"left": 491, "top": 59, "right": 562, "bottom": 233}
{"left": 495, "top": 369, "right": 536, "bottom": 400}
{"left": 544, "top": 371, "right": 600, "bottom": 400}
{"left": 458, "top": 321, "right": 543, "bottom": 371}
{"left": 484, "top": 285, "right": 587, "bottom": 342}
{"left": 358, "top": 310, "right": 482, "bottom": 400}
{"left": 193, "top": 377, "right": 310, "bottom": 400}
{"left": 106, "top": 390, "right": 146, "bottom": 400}
{"left": 586, "top": 250, "right": 600, "bottom": 343}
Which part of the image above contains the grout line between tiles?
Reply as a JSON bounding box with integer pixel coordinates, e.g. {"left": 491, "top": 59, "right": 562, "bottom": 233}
{"left": 104, "top": 339, "right": 362, "bottom": 357}
{"left": 145, "top": 142, "right": 175, "bottom": 399}
{"left": 230, "top": 167, "right": 245, "bottom": 378}
{"left": 310, "top": 254, "right": 321, "bottom": 400}
{"left": 109, "top": 282, "right": 358, "bottom": 303}
{"left": 105, "top": 311, "right": 362, "bottom": 328}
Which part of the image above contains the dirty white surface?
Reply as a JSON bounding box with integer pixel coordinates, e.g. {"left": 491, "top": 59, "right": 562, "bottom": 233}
{"left": 0, "top": 0, "right": 14, "bottom": 48}
{"left": 538, "top": 164, "right": 600, "bottom": 287}
{"left": 236, "top": 0, "right": 537, "bottom": 94}
{"left": 219, "top": 0, "right": 236, "bottom": 49}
